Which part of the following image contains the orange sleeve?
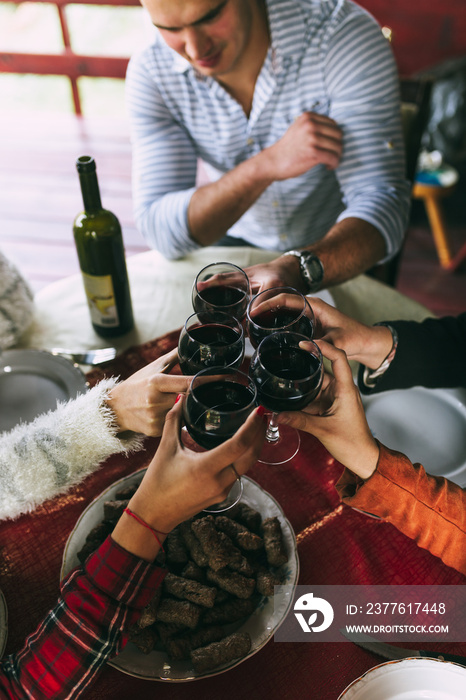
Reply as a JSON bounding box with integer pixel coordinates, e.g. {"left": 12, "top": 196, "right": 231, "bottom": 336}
{"left": 336, "top": 442, "right": 466, "bottom": 576}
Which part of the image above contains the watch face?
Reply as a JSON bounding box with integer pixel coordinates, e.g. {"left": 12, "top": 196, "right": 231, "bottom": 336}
{"left": 302, "top": 254, "right": 323, "bottom": 286}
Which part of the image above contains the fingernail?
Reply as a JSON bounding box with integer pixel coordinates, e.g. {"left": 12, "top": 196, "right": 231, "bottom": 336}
{"left": 257, "top": 405, "right": 266, "bottom": 416}
{"left": 175, "top": 394, "right": 182, "bottom": 404}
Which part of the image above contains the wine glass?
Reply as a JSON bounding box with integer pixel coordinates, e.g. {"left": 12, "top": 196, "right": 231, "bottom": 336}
{"left": 246, "top": 286, "right": 315, "bottom": 349}
{"left": 192, "top": 262, "right": 251, "bottom": 321}
{"left": 249, "top": 331, "right": 323, "bottom": 465}
{"left": 178, "top": 311, "right": 245, "bottom": 375}
{"left": 183, "top": 367, "right": 258, "bottom": 512}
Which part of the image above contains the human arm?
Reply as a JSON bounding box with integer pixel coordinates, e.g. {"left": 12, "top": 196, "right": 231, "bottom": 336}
{"left": 0, "top": 537, "right": 166, "bottom": 700}
{"left": 276, "top": 341, "right": 466, "bottom": 575}
{"left": 126, "top": 49, "right": 342, "bottom": 259}
{"left": 337, "top": 444, "right": 466, "bottom": 576}
{"left": 0, "top": 398, "right": 266, "bottom": 698}
{"left": 186, "top": 112, "right": 342, "bottom": 248}
{"left": 307, "top": 297, "right": 466, "bottom": 392}
{"left": 245, "top": 7, "right": 411, "bottom": 292}
{"left": 358, "top": 313, "right": 466, "bottom": 393}
{"left": 245, "top": 218, "right": 386, "bottom": 294}
{"left": 0, "top": 349, "right": 191, "bottom": 521}
{"left": 0, "top": 251, "right": 34, "bottom": 350}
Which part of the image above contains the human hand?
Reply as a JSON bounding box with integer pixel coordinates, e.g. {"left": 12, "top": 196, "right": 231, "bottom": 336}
{"left": 244, "top": 255, "right": 307, "bottom": 295}
{"left": 128, "top": 397, "right": 267, "bottom": 534}
{"left": 106, "top": 348, "right": 192, "bottom": 436}
{"left": 307, "top": 297, "right": 393, "bottom": 370}
{"left": 263, "top": 112, "right": 343, "bottom": 180}
{"left": 276, "top": 340, "right": 379, "bottom": 478}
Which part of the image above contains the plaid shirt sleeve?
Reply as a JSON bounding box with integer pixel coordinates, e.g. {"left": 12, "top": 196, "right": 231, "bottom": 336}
{"left": 0, "top": 536, "right": 166, "bottom": 699}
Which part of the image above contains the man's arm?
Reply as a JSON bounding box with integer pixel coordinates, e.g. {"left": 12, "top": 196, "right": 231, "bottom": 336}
{"left": 187, "top": 112, "right": 342, "bottom": 246}
{"left": 126, "top": 52, "right": 342, "bottom": 258}
{"left": 246, "top": 9, "right": 411, "bottom": 291}
{"left": 245, "top": 217, "right": 387, "bottom": 293}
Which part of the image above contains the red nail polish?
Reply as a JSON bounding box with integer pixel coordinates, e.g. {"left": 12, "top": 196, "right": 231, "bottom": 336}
{"left": 175, "top": 393, "right": 182, "bottom": 404}
{"left": 257, "top": 405, "right": 266, "bottom": 416}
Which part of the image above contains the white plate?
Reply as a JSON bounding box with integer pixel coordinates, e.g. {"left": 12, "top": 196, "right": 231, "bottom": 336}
{"left": 61, "top": 473, "right": 299, "bottom": 682}
{"left": 0, "top": 349, "right": 87, "bottom": 432}
{"left": 338, "top": 657, "right": 466, "bottom": 699}
{"left": 0, "top": 589, "right": 7, "bottom": 659}
{"left": 363, "top": 387, "right": 466, "bottom": 487}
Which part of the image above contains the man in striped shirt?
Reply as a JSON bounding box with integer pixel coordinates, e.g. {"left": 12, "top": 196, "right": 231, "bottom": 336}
{"left": 126, "top": 0, "right": 411, "bottom": 292}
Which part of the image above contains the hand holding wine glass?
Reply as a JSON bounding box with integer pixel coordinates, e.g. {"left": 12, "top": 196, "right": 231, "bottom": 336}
{"left": 276, "top": 339, "right": 380, "bottom": 479}
{"left": 246, "top": 286, "right": 315, "bottom": 349}
{"left": 183, "top": 367, "right": 260, "bottom": 512}
{"left": 249, "top": 331, "right": 323, "bottom": 465}
{"left": 128, "top": 393, "right": 267, "bottom": 536}
{"left": 192, "top": 262, "right": 251, "bottom": 321}
{"left": 178, "top": 311, "right": 245, "bottom": 376}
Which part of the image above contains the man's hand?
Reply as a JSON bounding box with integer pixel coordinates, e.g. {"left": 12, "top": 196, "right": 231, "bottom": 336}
{"left": 106, "top": 348, "right": 192, "bottom": 437}
{"left": 263, "top": 112, "right": 343, "bottom": 180}
{"left": 245, "top": 255, "right": 306, "bottom": 295}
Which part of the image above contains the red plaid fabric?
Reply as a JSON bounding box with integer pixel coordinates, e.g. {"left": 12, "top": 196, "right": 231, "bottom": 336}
{"left": 0, "top": 536, "right": 165, "bottom": 699}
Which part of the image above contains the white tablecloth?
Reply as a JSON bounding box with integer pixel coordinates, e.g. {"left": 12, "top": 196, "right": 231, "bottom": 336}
{"left": 19, "top": 247, "right": 433, "bottom": 354}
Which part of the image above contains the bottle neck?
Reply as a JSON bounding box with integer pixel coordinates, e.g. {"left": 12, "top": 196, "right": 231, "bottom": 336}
{"left": 79, "top": 169, "right": 102, "bottom": 213}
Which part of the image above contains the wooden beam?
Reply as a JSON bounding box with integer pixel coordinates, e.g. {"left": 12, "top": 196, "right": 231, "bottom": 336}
{"left": 0, "top": 52, "right": 130, "bottom": 79}
{"left": 1, "top": 0, "right": 140, "bottom": 6}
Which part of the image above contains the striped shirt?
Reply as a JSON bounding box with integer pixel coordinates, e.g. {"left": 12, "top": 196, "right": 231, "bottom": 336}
{"left": 126, "top": 0, "right": 411, "bottom": 261}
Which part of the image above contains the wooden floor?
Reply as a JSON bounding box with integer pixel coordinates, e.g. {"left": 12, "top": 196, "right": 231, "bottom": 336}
{"left": 1, "top": 110, "right": 465, "bottom": 318}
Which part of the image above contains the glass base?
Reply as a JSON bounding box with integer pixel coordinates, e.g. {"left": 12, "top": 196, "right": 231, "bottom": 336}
{"left": 258, "top": 424, "right": 300, "bottom": 465}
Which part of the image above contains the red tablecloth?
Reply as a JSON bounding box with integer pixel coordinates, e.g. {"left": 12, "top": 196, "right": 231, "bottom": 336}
{"left": 1, "top": 330, "right": 465, "bottom": 700}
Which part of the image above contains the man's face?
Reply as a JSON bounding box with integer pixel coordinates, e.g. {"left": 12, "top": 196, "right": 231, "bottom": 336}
{"left": 141, "top": 0, "right": 255, "bottom": 78}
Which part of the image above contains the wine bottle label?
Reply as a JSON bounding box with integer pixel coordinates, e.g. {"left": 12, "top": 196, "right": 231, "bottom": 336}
{"left": 81, "top": 272, "right": 119, "bottom": 328}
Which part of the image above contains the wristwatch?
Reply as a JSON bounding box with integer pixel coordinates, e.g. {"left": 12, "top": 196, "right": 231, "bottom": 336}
{"left": 283, "top": 250, "right": 324, "bottom": 293}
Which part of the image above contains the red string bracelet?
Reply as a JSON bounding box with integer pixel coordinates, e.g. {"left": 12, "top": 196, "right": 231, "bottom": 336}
{"left": 123, "top": 507, "right": 169, "bottom": 552}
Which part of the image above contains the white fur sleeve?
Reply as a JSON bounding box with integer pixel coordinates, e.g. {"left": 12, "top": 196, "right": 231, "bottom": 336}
{"left": 0, "top": 378, "right": 145, "bottom": 520}
{"left": 0, "top": 251, "right": 34, "bottom": 350}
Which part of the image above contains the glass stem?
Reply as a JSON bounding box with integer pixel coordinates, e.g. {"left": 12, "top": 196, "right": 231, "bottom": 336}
{"left": 266, "top": 412, "right": 280, "bottom": 443}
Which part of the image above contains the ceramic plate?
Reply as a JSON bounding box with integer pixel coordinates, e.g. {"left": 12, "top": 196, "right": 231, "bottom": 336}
{"left": 363, "top": 387, "right": 466, "bottom": 487}
{"left": 0, "top": 589, "right": 7, "bottom": 659}
{"left": 0, "top": 349, "right": 87, "bottom": 432}
{"left": 338, "top": 657, "right": 466, "bottom": 699}
{"left": 61, "top": 473, "right": 299, "bottom": 682}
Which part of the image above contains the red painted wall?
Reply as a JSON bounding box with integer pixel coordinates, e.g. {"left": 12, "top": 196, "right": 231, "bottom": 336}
{"left": 357, "top": 0, "right": 466, "bottom": 75}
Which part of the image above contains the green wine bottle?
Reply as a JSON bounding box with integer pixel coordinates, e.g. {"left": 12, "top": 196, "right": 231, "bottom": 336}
{"left": 73, "top": 155, "right": 134, "bottom": 338}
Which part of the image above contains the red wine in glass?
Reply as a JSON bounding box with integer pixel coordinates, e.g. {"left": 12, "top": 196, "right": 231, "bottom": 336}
{"left": 185, "top": 378, "right": 256, "bottom": 449}
{"left": 183, "top": 367, "right": 257, "bottom": 512}
{"left": 246, "top": 286, "right": 315, "bottom": 349}
{"left": 178, "top": 312, "right": 244, "bottom": 375}
{"left": 251, "top": 345, "right": 323, "bottom": 412}
{"left": 192, "top": 262, "right": 250, "bottom": 321}
{"left": 249, "top": 331, "right": 323, "bottom": 465}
